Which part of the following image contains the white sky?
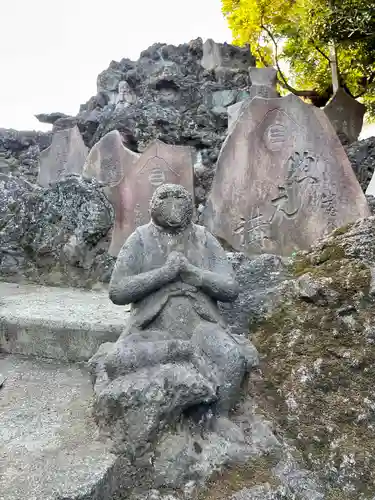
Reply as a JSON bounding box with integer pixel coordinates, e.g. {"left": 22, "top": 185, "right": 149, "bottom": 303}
{"left": 1, "top": 1, "right": 373, "bottom": 139}
{"left": 0, "top": 0, "right": 231, "bottom": 131}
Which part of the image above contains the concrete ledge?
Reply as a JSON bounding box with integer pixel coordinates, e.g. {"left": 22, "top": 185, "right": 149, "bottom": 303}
{"left": 0, "top": 282, "right": 130, "bottom": 362}
{"left": 0, "top": 354, "right": 129, "bottom": 500}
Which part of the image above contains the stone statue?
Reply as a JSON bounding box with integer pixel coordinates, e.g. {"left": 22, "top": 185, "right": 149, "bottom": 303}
{"left": 115, "top": 80, "right": 136, "bottom": 110}
{"left": 89, "top": 184, "right": 257, "bottom": 449}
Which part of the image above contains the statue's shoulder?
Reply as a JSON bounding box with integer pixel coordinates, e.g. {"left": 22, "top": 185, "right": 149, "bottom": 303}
{"left": 191, "top": 223, "right": 208, "bottom": 239}
{"left": 192, "top": 223, "right": 216, "bottom": 242}
{"left": 132, "top": 222, "right": 153, "bottom": 239}
{"left": 121, "top": 223, "right": 152, "bottom": 254}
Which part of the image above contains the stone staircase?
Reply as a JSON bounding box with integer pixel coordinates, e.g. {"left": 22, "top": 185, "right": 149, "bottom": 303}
{"left": 0, "top": 282, "right": 130, "bottom": 500}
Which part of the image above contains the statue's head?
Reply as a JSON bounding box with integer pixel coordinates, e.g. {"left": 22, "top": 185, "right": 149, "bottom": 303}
{"left": 150, "top": 183, "right": 193, "bottom": 231}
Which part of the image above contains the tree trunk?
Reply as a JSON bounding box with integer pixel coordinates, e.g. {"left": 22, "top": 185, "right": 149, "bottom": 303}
{"left": 329, "top": 43, "right": 340, "bottom": 92}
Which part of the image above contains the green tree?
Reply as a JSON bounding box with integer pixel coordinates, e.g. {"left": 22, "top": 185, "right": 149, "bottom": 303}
{"left": 222, "top": 0, "right": 375, "bottom": 114}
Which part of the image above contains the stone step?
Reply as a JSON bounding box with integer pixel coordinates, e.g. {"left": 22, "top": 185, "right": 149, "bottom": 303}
{"left": 0, "top": 353, "right": 125, "bottom": 500}
{"left": 0, "top": 282, "right": 130, "bottom": 362}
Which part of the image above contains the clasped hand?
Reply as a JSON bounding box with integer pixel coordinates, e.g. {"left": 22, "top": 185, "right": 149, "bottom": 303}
{"left": 166, "top": 251, "right": 203, "bottom": 287}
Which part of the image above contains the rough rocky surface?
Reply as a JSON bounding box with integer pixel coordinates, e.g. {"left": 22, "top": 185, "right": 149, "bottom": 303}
{"left": 36, "top": 39, "right": 254, "bottom": 203}
{"left": 250, "top": 216, "right": 375, "bottom": 499}
{"left": 0, "top": 176, "right": 115, "bottom": 288}
{"left": 0, "top": 39, "right": 374, "bottom": 290}
{"left": 0, "top": 127, "right": 51, "bottom": 183}
{"left": 346, "top": 135, "right": 375, "bottom": 191}
{"left": 0, "top": 39, "right": 256, "bottom": 289}
{"left": 219, "top": 253, "right": 291, "bottom": 336}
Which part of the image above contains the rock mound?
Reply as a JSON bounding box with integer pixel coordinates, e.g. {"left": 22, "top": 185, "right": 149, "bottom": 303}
{"left": 36, "top": 39, "right": 254, "bottom": 202}
{"left": 0, "top": 176, "right": 115, "bottom": 287}
{"left": 251, "top": 216, "right": 375, "bottom": 498}
{"left": 346, "top": 136, "right": 375, "bottom": 191}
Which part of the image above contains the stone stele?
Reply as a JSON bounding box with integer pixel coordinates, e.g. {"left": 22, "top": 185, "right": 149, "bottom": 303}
{"left": 97, "top": 139, "right": 195, "bottom": 257}
{"left": 324, "top": 88, "right": 366, "bottom": 145}
{"left": 228, "top": 67, "right": 279, "bottom": 130}
{"left": 82, "top": 129, "right": 140, "bottom": 187}
{"left": 204, "top": 93, "right": 370, "bottom": 256}
{"left": 37, "top": 125, "right": 88, "bottom": 187}
{"left": 200, "top": 38, "right": 253, "bottom": 72}
{"left": 249, "top": 67, "right": 279, "bottom": 99}
{"left": 82, "top": 129, "right": 140, "bottom": 257}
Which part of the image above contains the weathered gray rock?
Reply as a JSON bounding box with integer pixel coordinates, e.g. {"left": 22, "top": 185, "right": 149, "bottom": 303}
{"left": 201, "top": 39, "right": 255, "bottom": 71}
{"left": 231, "top": 484, "right": 291, "bottom": 499}
{"left": 93, "top": 362, "right": 217, "bottom": 454}
{"left": 219, "top": 253, "right": 291, "bottom": 336}
{"left": 97, "top": 64, "right": 126, "bottom": 104}
{"left": 0, "top": 128, "right": 52, "bottom": 183}
{"left": 33, "top": 39, "right": 254, "bottom": 204}
{"left": 205, "top": 94, "right": 370, "bottom": 256}
{"left": 35, "top": 111, "right": 71, "bottom": 125}
{"left": 251, "top": 215, "right": 375, "bottom": 498}
{"left": 0, "top": 176, "right": 115, "bottom": 288}
{"left": 0, "top": 174, "right": 35, "bottom": 225}
{"left": 346, "top": 135, "right": 375, "bottom": 191}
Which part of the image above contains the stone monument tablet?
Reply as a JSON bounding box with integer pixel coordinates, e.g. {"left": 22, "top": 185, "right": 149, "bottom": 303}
{"left": 228, "top": 67, "right": 279, "bottom": 130}
{"left": 204, "top": 93, "right": 370, "bottom": 256}
{"left": 82, "top": 130, "right": 140, "bottom": 257}
{"left": 107, "top": 139, "right": 195, "bottom": 256}
{"left": 201, "top": 39, "right": 254, "bottom": 72}
{"left": 82, "top": 129, "right": 139, "bottom": 187}
{"left": 37, "top": 126, "right": 88, "bottom": 187}
{"left": 249, "top": 67, "right": 279, "bottom": 99}
{"left": 324, "top": 88, "right": 366, "bottom": 144}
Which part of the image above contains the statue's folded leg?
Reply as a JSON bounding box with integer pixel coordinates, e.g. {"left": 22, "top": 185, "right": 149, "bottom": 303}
{"left": 88, "top": 328, "right": 194, "bottom": 387}
{"left": 191, "top": 323, "right": 247, "bottom": 414}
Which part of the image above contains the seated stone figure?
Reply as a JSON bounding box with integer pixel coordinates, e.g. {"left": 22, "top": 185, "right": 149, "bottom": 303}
{"left": 89, "top": 184, "right": 257, "bottom": 448}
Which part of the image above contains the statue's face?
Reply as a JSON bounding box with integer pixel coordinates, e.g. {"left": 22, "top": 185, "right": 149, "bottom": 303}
{"left": 151, "top": 184, "right": 193, "bottom": 230}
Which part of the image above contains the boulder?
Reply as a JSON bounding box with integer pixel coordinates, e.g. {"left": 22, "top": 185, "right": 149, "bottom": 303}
{"left": 0, "top": 128, "right": 52, "bottom": 183}
{"left": 346, "top": 136, "right": 375, "bottom": 191}
{"left": 0, "top": 176, "right": 115, "bottom": 288}
{"left": 250, "top": 216, "right": 375, "bottom": 498}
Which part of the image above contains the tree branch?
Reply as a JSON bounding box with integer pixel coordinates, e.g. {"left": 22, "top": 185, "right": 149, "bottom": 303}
{"left": 276, "top": 79, "right": 324, "bottom": 98}
{"left": 313, "top": 45, "right": 331, "bottom": 62}
{"left": 260, "top": 23, "right": 324, "bottom": 99}
{"left": 353, "top": 72, "right": 375, "bottom": 98}
{"left": 260, "top": 24, "right": 289, "bottom": 88}
{"left": 255, "top": 45, "right": 269, "bottom": 67}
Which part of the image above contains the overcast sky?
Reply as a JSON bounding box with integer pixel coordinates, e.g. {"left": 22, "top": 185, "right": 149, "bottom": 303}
{"left": 1, "top": 1, "right": 374, "bottom": 138}
{"left": 0, "top": 0, "right": 231, "bottom": 131}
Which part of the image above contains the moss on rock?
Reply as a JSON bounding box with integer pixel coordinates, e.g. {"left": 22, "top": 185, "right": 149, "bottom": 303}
{"left": 196, "top": 453, "right": 281, "bottom": 500}
{"left": 251, "top": 235, "right": 375, "bottom": 498}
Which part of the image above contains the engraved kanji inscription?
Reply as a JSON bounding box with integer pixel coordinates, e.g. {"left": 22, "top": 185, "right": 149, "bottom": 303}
{"left": 264, "top": 124, "right": 286, "bottom": 151}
